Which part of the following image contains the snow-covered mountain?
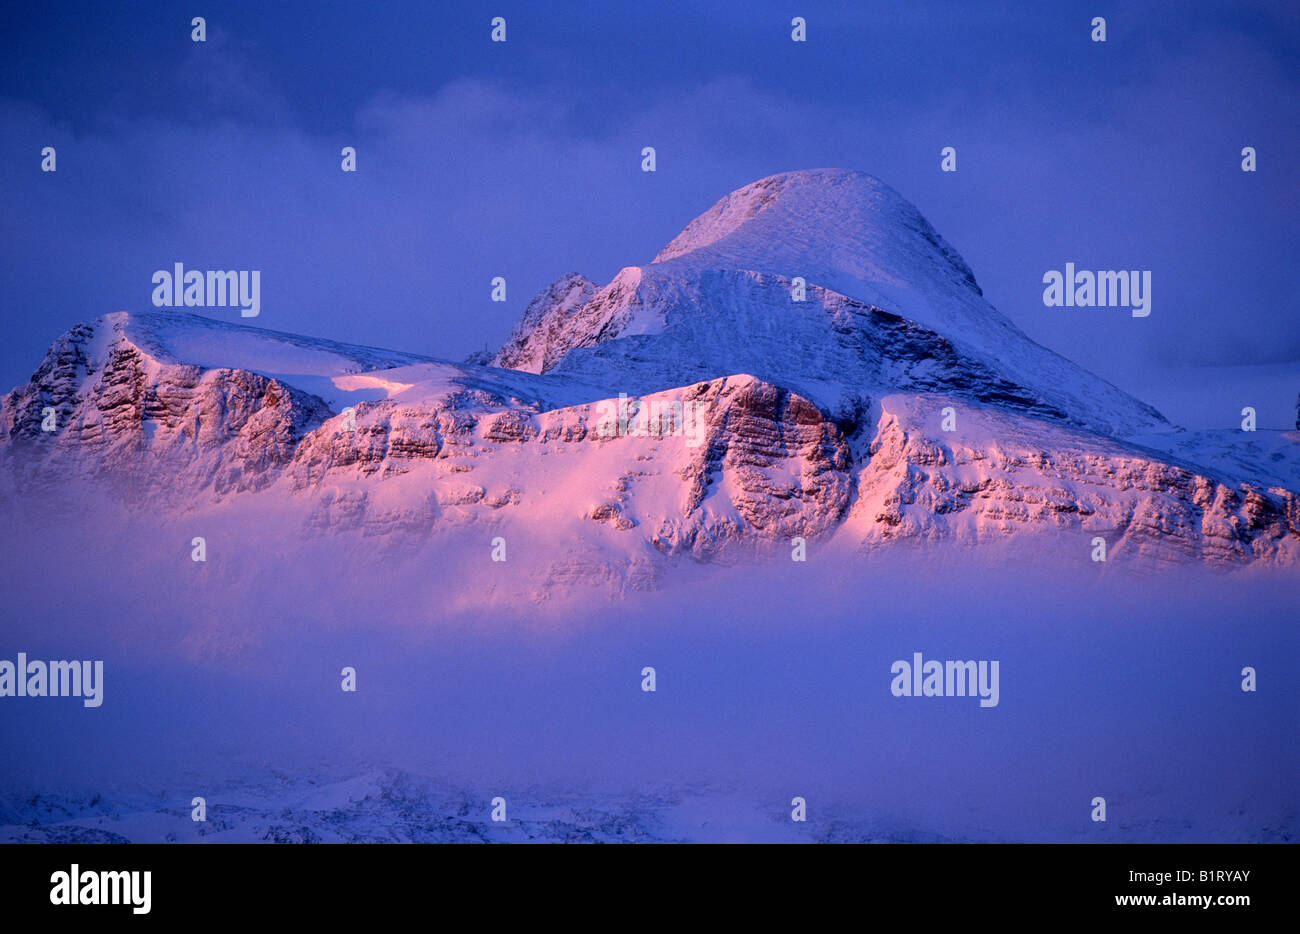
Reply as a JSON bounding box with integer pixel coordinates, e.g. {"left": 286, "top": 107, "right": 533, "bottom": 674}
{"left": 492, "top": 169, "right": 1168, "bottom": 437}
{"left": 2, "top": 169, "right": 1296, "bottom": 573}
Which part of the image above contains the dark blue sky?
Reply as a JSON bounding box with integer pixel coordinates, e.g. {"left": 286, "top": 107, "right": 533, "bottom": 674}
{"left": 2, "top": 0, "right": 1296, "bottom": 427}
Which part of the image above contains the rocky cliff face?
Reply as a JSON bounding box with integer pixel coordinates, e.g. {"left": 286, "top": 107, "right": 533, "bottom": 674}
{"left": 0, "top": 317, "right": 331, "bottom": 501}
{"left": 849, "top": 395, "right": 1298, "bottom": 564}
{"left": 2, "top": 170, "right": 1296, "bottom": 573}
{"left": 490, "top": 272, "right": 598, "bottom": 373}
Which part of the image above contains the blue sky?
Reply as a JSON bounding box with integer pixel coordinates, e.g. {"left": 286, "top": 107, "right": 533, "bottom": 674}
{"left": 2, "top": 0, "right": 1296, "bottom": 427}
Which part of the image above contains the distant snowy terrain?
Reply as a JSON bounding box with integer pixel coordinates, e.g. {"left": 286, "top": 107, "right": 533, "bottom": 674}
{"left": 2, "top": 766, "right": 1291, "bottom": 844}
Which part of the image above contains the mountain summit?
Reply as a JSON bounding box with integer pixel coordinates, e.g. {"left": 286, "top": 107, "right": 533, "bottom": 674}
{"left": 2, "top": 170, "right": 1296, "bottom": 579}
{"left": 489, "top": 169, "right": 1167, "bottom": 438}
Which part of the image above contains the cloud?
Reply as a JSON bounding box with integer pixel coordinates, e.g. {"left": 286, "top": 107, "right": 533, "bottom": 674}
{"left": 175, "top": 27, "right": 295, "bottom": 126}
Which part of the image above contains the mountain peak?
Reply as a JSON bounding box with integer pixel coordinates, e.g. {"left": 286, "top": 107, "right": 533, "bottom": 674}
{"left": 652, "top": 168, "right": 981, "bottom": 301}
{"left": 490, "top": 170, "right": 1167, "bottom": 437}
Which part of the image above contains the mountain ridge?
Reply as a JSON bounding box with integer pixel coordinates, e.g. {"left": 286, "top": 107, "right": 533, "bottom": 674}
{"left": 2, "top": 170, "right": 1296, "bottom": 573}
